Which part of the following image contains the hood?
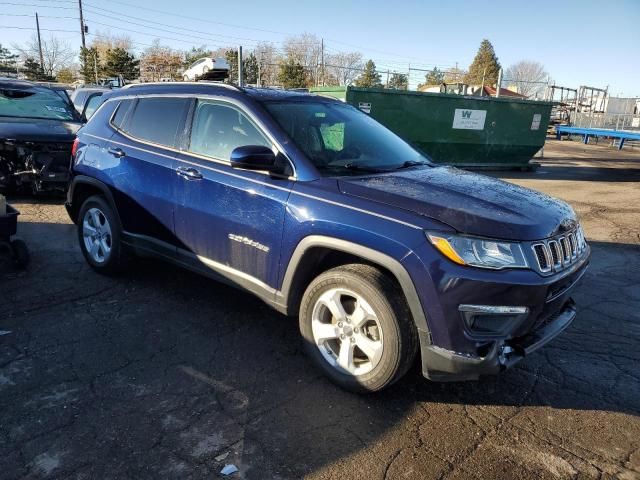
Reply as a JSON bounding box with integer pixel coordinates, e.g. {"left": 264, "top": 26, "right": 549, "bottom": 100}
{"left": 0, "top": 117, "right": 80, "bottom": 143}
{"left": 338, "top": 166, "right": 577, "bottom": 241}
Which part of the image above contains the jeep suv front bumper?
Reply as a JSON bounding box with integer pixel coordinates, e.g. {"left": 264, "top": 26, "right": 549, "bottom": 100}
{"left": 421, "top": 298, "right": 576, "bottom": 381}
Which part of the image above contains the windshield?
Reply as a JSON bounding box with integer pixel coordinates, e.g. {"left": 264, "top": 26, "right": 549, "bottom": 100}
{"left": 263, "top": 100, "right": 430, "bottom": 175}
{"left": 0, "top": 86, "right": 78, "bottom": 121}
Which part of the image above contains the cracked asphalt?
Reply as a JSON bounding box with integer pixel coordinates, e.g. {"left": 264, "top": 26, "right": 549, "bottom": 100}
{"left": 1, "top": 139, "right": 639, "bottom": 479}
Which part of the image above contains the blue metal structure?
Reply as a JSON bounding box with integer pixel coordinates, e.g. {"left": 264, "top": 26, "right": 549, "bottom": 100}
{"left": 556, "top": 125, "right": 640, "bottom": 150}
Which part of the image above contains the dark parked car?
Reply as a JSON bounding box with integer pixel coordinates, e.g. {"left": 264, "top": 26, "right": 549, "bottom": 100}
{"left": 0, "top": 78, "right": 82, "bottom": 194}
{"left": 66, "top": 83, "right": 590, "bottom": 392}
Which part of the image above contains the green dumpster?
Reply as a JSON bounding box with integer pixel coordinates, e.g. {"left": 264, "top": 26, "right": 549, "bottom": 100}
{"left": 310, "top": 86, "right": 553, "bottom": 169}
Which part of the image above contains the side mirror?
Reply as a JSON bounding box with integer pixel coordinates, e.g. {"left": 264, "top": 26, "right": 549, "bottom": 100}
{"left": 230, "top": 145, "right": 280, "bottom": 173}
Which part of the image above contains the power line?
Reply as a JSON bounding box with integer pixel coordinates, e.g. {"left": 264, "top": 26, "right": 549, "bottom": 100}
{"left": 85, "top": 2, "right": 259, "bottom": 43}
{"left": 0, "top": 25, "right": 77, "bottom": 33}
{"left": 0, "top": 2, "right": 76, "bottom": 9}
{"left": 3, "top": 13, "right": 78, "bottom": 19}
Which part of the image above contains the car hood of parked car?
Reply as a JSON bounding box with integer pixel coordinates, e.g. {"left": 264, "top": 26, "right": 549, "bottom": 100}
{"left": 338, "top": 165, "right": 577, "bottom": 241}
{"left": 0, "top": 117, "right": 81, "bottom": 143}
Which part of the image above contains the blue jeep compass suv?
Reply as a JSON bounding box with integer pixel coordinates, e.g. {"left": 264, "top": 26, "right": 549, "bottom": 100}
{"left": 66, "top": 82, "right": 589, "bottom": 392}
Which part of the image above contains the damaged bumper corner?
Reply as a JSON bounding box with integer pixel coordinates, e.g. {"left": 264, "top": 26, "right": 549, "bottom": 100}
{"left": 420, "top": 299, "right": 577, "bottom": 382}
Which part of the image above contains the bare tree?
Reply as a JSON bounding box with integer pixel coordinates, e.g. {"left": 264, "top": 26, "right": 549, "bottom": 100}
{"left": 326, "top": 52, "right": 363, "bottom": 86}
{"left": 253, "top": 42, "right": 280, "bottom": 87}
{"left": 504, "top": 60, "right": 550, "bottom": 98}
{"left": 140, "top": 39, "right": 182, "bottom": 82}
{"left": 282, "top": 33, "right": 322, "bottom": 85}
{"left": 91, "top": 31, "right": 134, "bottom": 62}
{"left": 14, "top": 34, "right": 74, "bottom": 76}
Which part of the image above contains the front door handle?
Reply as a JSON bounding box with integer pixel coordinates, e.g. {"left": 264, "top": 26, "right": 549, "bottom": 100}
{"left": 176, "top": 166, "right": 203, "bottom": 180}
{"left": 107, "top": 147, "right": 125, "bottom": 158}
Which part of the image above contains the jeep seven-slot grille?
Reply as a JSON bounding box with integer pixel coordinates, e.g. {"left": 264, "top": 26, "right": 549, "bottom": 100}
{"left": 531, "top": 226, "right": 587, "bottom": 273}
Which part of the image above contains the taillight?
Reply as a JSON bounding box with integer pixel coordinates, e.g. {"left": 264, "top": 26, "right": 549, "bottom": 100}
{"left": 71, "top": 137, "right": 79, "bottom": 158}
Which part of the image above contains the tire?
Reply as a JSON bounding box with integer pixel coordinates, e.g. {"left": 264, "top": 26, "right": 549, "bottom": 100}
{"left": 299, "top": 264, "right": 418, "bottom": 393}
{"left": 10, "top": 239, "right": 29, "bottom": 269}
{"left": 77, "top": 195, "right": 127, "bottom": 274}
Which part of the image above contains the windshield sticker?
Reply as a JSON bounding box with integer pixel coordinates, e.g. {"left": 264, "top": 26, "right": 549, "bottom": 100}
{"left": 452, "top": 109, "right": 486, "bottom": 130}
{"left": 358, "top": 102, "right": 371, "bottom": 114}
{"left": 45, "top": 105, "right": 67, "bottom": 113}
{"left": 531, "top": 113, "right": 542, "bottom": 130}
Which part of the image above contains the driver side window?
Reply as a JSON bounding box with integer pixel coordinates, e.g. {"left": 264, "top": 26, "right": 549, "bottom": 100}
{"left": 189, "top": 101, "right": 271, "bottom": 161}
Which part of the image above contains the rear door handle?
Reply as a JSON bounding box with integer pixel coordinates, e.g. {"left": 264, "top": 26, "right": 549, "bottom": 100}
{"left": 176, "top": 166, "right": 203, "bottom": 180}
{"left": 107, "top": 147, "right": 125, "bottom": 158}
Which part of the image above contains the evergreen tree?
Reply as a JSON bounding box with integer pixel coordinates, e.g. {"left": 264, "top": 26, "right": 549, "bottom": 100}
{"left": 423, "top": 67, "right": 444, "bottom": 86}
{"left": 277, "top": 58, "right": 307, "bottom": 88}
{"left": 0, "top": 44, "right": 18, "bottom": 75}
{"left": 104, "top": 48, "right": 139, "bottom": 81}
{"left": 23, "top": 57, "right": 54, "bottom": 81}
{"left": 225, "top": 49, "right": 239, "bottom": 83}
{"left": 243, "top": 52, "right": 259, "bottom": 85}
{"left": 387, "top": 73, "right": 408, "bottom": 90}
{"left": 354, "top": 60, "right": 382, "bottom": 88}
{"left": 464, "top": 39, "right": 501, "bottom": 86}
{"left": 79, "top": 47, "right": 102, "bottom": 83}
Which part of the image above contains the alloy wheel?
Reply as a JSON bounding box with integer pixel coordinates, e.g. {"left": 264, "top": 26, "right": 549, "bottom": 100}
{"left": 82, "top": 207, "right": 112, "bottom": 264}
{"left": 311, "top": 288, "right": 384, "bottom": 376}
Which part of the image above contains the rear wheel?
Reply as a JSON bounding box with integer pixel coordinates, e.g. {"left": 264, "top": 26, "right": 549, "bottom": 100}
{"left": 299, "top": 264, "right": 418, "bottom": 393}
{"left": 77, "top": 195, "right": 127, "bottom": 274}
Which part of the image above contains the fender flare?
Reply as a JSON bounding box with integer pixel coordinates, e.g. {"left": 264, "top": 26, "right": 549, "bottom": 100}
{"left": 277, "top": 235, "right": 430, "bottom": 336}
{"left": 67, "top": 175, "right": 121, "bottom": 226}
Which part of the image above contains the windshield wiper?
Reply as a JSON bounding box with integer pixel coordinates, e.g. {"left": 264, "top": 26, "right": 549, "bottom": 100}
{"left": 318, "top": 163, "right": 387, "bottom": 174}
{"left": 393, "top": 160, "right": 431, "bottom": 170}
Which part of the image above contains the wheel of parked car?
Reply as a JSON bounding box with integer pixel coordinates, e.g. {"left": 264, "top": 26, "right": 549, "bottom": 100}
{"left": 77, "top": 195, "right": 127, "bottom": 274}
{"left": 299, "top": 264, "right": 418, "bottom": 393}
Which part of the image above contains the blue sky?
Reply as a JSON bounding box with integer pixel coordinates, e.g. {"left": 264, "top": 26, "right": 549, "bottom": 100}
{"left": 2, "top": 0, "right": 639, "bottom": 95}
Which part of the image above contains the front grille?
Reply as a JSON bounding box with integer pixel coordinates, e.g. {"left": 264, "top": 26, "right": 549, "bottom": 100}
{"left": 531, "top": 225, "right": 587, "bottom": 274}
{"left": 533, "top": 244, "right": 549, "bottom": 271}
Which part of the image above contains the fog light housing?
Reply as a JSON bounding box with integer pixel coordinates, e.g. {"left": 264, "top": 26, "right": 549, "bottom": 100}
{"left": 459, "top": 305, "right": 529, "bottom": 338}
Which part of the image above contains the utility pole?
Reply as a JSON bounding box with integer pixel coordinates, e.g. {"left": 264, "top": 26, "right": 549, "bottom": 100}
{"left": 78, "top": 0, "right": 86, "bottom": 49}
{"left": 35, "top": 12, "right": 44, "bottom": 72}
{"left": 93, "top": 53, "right": 98, "bottom": 84}
{"left": 237, "top": 45, "right": 243, "bottom": 87}
{"left": 320, "top": 38, "right": 325, "bottom": 87}
{"left": 257, "top": 50, "right": 262, "bottom": 87}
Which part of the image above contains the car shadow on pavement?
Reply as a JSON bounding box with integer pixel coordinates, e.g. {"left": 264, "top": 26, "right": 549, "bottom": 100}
{"left": 483, "top": 162, "right": 640, "bottom": 183}
{"left": 1, "top": 223, "right": 639, "bottom": 479}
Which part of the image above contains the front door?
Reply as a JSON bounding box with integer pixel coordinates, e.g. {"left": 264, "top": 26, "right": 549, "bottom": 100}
{"left": 174, "top": 99, "right": 292, "bottom": 295}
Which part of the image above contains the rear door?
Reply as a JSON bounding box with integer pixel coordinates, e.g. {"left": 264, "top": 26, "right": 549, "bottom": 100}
{"left": 107, "top": 96, "right": 191, "bottom": 253}
{"left": 173, "top": 98, "right": 293, "bottom": 292}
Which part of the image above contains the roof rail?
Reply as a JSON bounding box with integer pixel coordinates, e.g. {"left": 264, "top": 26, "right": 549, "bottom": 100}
{"left": 121, "top": 81, "right": 242, "bottom": 91}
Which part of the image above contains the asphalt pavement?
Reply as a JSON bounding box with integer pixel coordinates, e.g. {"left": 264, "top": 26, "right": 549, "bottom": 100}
{"left": 1, "top": 139, "right": 639, "bottom": 479}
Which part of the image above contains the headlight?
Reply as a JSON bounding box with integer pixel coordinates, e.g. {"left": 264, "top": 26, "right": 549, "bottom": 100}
{"left": 427, "top": 233, "right": 528, "bottom": 270}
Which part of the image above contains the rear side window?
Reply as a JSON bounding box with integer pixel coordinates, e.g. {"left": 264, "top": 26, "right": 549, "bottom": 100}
{"left": 111, "top": 99, "right": 133, "bottom": 129}
{"left": 189, "top": 100, "right": 270, "bottom": 160}
{"left": 125, "top": 97, "right": 191, "bottom": 148}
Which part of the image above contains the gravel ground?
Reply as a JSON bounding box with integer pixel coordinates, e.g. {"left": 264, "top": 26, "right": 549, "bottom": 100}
{"left": 1, "top": 139, "right": 639, "bottom": 480}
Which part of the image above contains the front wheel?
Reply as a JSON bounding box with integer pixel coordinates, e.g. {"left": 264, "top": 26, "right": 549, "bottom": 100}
{"left": 77, "top": 195, "right": 127, "bottom": 274}
{"left": 299, "top": 264, "right": 418, "bottom": 393}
